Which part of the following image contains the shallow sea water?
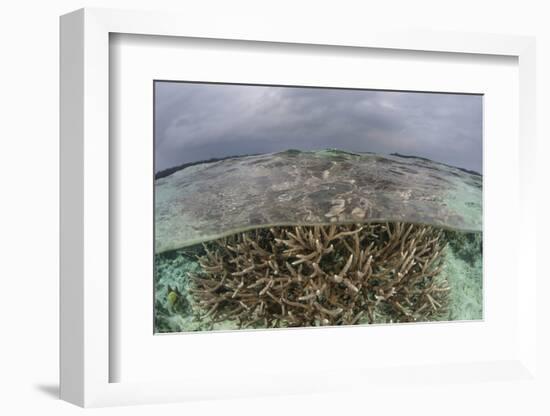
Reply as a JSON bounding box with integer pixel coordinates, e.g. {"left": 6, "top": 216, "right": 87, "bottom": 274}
{"left": 154, "top": 228, "right": 482, "bottom": 333}
{"left": 154, "top": 150, "right": 482, "bottom": 333}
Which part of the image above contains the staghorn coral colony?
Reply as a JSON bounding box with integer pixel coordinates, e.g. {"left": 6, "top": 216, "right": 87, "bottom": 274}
{"left": 190, "top": 223, "right": 449, "bottom": 328}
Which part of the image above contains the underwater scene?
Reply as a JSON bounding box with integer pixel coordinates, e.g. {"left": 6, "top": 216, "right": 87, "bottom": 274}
{"left": 154, "top": 83, "right": 483, "bottom": 333}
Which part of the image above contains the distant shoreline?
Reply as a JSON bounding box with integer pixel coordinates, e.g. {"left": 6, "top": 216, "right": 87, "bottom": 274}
{"left": 155, "top": 153, "right": 260, "bottom": 180}
{"left": 155, "top": 149, "right": 482, "bottom": 180}
{"left": 390, "top": 153, "right": 482, "bottom": 176}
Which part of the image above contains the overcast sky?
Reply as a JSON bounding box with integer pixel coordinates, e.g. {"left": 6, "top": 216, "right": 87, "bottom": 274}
{"left": 155, "top": 82, "right": 482, "bottom": 173}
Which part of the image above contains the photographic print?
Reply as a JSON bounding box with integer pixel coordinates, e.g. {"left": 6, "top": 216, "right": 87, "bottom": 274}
{"left": 154, "top": 82, "right": 482, "bottom": 333}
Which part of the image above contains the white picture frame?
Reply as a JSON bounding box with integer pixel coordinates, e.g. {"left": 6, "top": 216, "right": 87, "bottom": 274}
{"left": 60, "top": 7, "right": 538, "bottom": 408}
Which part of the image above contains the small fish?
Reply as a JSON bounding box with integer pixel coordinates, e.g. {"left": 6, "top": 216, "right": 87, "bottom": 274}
{"left": 167, "top": 290, "right": 179, "bottom": 308}
{"left": 166, "top": 285, "right": 184, "bottom": 311}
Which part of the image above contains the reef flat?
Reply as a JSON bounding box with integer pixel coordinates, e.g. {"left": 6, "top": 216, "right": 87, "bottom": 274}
{"left": 155, "top": 149, "right": 482, "bottom": 254}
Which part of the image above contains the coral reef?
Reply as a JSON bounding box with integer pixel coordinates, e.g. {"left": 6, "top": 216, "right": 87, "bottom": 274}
{"left": 445, "top": 230, "right": 483, "bottom": 266}
{"left": 154, "top": 251, "right": 198, "bottom": 332}
{"left": 189, "top": 222, "right": 450, "bottom": 328}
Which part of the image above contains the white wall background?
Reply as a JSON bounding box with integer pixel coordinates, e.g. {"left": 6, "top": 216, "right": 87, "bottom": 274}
{"left": 0, "top": 0, "right": 548, "bottom": 414}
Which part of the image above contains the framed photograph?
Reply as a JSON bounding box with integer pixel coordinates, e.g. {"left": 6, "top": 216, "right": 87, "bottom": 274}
{"left": 60, "top": 8, "right": 537, "bottom": 407}
{"left": 152, "top": 81, "right": 483, "bottom": 334}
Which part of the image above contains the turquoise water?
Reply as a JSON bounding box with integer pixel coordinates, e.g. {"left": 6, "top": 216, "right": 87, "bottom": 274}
{"left": 442, "top": 231, "right": 483, "bottom": 321}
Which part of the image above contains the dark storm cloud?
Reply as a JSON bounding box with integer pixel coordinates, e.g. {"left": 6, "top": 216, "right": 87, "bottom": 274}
{"left": 154, "top": 82, "right": 482, "bottom": 173}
